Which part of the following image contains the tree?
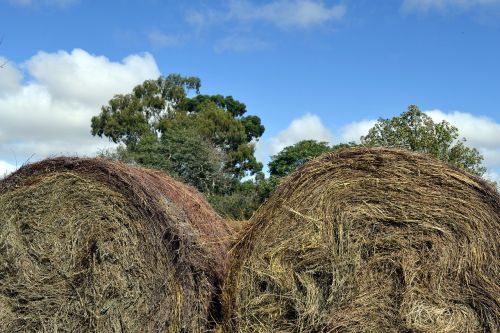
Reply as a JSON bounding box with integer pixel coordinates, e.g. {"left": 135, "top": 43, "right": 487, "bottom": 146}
{"left": 91, "top": 75, "right": 202, "bottom": 149}
{"left": 207, "top": 172, "right": 276, "bottom": 220}
{"left": 268, "top": 140, "right": 358, "bottom": 178}
{"left": 91, "top": 74, "right": 265, "bottom": 199}
{"left": 361, "top": 105, "right": 486, "bottom": 176}
{"left": 269, "top": 140, "right": 332, "bottom": 178}
{"left": 256, "top": 140, "right": 359, "bottom": 204}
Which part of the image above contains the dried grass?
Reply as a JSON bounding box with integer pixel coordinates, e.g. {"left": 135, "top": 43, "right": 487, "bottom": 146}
{"left": 0, "top": 157, "right": 230, "bottom": 332}
{"left": 222, "top": 148, "right": 500, "bottom": 333}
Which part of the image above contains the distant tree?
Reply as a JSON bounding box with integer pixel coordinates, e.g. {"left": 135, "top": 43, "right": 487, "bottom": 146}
{"left": 247, "top": 140, "right": 357, "bottom": 204}
{"left": 361, "top": 105, "right": 486, "bottom": 176}
{"left": 269, "top": 140, "right": 332, "bottom": 178}
{"left": 91, "top": 75, "right": 201, "bottom": 149}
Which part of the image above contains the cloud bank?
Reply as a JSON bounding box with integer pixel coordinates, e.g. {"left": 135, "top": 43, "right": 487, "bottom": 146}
{"left": 255, "top": 113, "right": 334, "bottom": 163}
{"left": 425, "top": 110, "right": 500, "bottom": 174}
{"left": 0, "top": 49, "right": 160, "bottom": 175}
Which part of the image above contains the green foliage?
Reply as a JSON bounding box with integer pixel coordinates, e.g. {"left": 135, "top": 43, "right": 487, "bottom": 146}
{"left": 208, "top": 172, "right": 277, "bottom": 220}
{"left": 269, "top": 140, "right": 331, "bottom": 178}
{"left": 181, "top": 94, "right": 247, "bottom": 117}
{"left": 91, "top": 75, "right": 200, "bottom": 149}
{"left": 92, "top": 74, "right": 265, "bottom": 218}
{"left": 257, "top": 140, "right": 358, "bottom": 204}
{"left": 93, "top": 82, "right": 487, "bottom": 220}
{"left": 361, "top": 105, "right": 486, "bottom": 176}
{"left": 92, "top": 74, "right": 263, "bottom": 173}
{"left": 269, "top": 140, "right": 358, "bottom": 178}
{"left": 138, "top": 127, "right": 230, "bottom": 195}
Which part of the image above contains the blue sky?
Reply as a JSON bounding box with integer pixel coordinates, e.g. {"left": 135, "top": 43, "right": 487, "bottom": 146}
{"left": 1, "top": 0, "right": 499, "bottom": 182}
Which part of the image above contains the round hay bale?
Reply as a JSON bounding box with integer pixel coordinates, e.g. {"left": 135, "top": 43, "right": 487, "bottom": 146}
{"left": 0, "top": 157, "right": 231, "bottom": 332}
{"left": 222, "top": 148, "right": 500, "bottom": 333}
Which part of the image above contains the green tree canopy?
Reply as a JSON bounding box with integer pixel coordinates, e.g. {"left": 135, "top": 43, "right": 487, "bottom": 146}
{"left": 91, "top": 74, "right": 264, "bottom": 178}
{"left": 268, "top": 140, "right": 359, "bottom": 178}
{"left": 361, "top": 105, "right": 486, "bottom": 176}
{"left": 91, "top": 74, "right": 265, "bottom": 198}
{"left": 91, "top": 75, "right": 201, "bottom": 147}
{"left": 269, "top": 140, "right": 332, "bottom": 178}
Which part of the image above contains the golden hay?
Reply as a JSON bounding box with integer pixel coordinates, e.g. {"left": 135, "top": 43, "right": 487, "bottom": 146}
{"left": 222, "top": 148, "right": 500, "bottom": 333}
{"left": 0, "top": 157, "right": 230, "bottom": 332}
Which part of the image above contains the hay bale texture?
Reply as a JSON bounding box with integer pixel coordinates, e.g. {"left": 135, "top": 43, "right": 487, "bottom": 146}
{"left": 223, "top": 148, "right": 500, "bottom": 333}
{"left": 0, "top": 157, "right": 230, "bottom": 332}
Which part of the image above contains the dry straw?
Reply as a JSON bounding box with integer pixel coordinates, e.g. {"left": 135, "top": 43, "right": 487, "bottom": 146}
{"left": 222, "top": 147, "right": 500, "bottom": 333}
{"left": 0, "top": 157, "right": 231, "bottom": 332}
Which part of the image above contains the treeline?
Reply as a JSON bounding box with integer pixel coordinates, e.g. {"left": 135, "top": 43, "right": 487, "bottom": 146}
{"left": 92, "top": 75, "right": 486, "bottom": 219}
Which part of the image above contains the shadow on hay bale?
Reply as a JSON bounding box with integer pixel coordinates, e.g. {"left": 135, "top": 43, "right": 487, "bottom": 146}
{"left": 222, "top": 148, "right": 500, "bottom": 333}
{"left": 0, "top": 157, "right": 231, "bottom": 332}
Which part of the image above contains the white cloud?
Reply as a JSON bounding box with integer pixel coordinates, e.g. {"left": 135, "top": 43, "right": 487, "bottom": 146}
{"left": 402, "top": 0, "right": 500, "bottom": 12}
{"left": 256, "top": 113, "right": 333, "bottom": 163}
{"left": 425, "top": 110, "right": 500, "bottom": 170}
{"left": 188, "top": 0, "right": 346, "bottom": 30}
{"left": 339, "top": 119, "right": 377, "bottom": 143}
{"left": 0, "top": 160, "right": 16, "bottom": 178}
{"left": 214, "top": 35, "right": 270, "bottom": 53}
{"left": 0, "top": 49, "right": 160, "bottom": 164}
{"left": 0, "top": 58, "right": 22, "bottom": 94}
{"left": 425, "top": 110, "right": 500, "bottom": 148}
{"left": 24, "top": 49, "right": 158, "bottom": 106}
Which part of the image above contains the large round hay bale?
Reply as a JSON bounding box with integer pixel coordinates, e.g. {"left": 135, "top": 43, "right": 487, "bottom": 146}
{"left": 0, "top": 157, "right": 230, "bottom": 332}
{"left": 223, "top": 148, "right": 500, "bottom": 333}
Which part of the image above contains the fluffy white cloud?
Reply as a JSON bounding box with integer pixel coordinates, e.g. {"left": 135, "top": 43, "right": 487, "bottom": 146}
{"left": 256, "top": 113, "right": 333, "bottom": 163}
{"left": 425, "top": 110, "right": 500, "bottom": 169}
{"left": 0, "top": 49, "right": 160, "bottom": 164}
{"left": 0, "top": 160, "right": 16, "bottom": 178}
{"left": 24, "top": 49, "right": 158, "bottom": 106}
{"left": 339, "top": 119, "right": 377, "bottom": 143}
{"left": 188, "top": 0, "right": 346, "bottom": 30}
{"left": 402, "top": 0, "right": 500, "bottom": 12}
{"left": 425, "top": 110, "right": 500, "bottom": 148}
{"left": 0, "top": 58, "right": 22, "bottom": 94}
